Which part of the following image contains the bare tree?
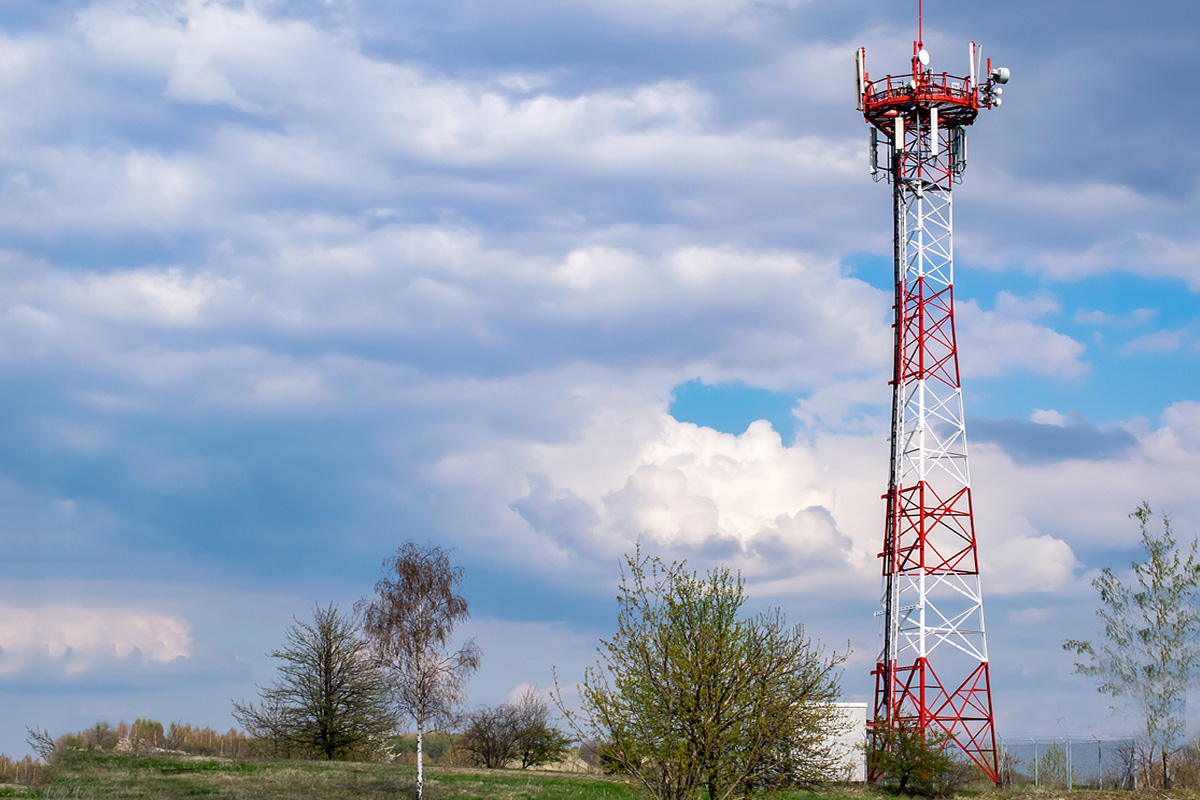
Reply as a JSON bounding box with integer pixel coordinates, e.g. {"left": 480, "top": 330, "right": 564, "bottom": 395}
{"left": 460, "top": 703, "right": 519, "bottom": 768}
{"left": 511, "top": 688, "right": 572, "bottom": 769}
{"left": 24, "top": 728, "right": 55, "bottom": 762}
{"left": 232, "top": 603, "right": 394, "bottom": 760}
{"left": 460, "top": 689, "right": 572, "bottom": 770}
{"left": 357, "top": 542, "right": 481, "bottom": 800}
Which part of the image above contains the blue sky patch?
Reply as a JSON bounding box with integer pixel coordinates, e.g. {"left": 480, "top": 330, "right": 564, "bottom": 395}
{"left": 669, "top": 379, "right": 797, "bottom": 443}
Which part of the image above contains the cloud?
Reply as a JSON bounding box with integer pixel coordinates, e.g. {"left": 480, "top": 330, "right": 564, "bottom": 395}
{"left": 0, "top": 605, "right": 191, "bottom": 680}
{"left": 5, "top": 232, "right": 889, "bottom": 423}
{"left": 1162, "top": 401, "right": 1200, "bottom": 450}
{"left": 0, "top": 0, "right": 885, "bottom": 272}
{"left": 482, "top": 414, "right": 875, "bottom": 592}
{"left": 968, "top": 406, "right": 1200, "bottom": 555}
{"left": 957, "top": 292, "right": 1088, "bottom": 379}
{"left": 56, "top": 269, "right": 239, "bottom": 327}
{"left": 1073, "top": 308, "right": 1155, "bottom": 326}
{"left": 980, "top": 519, "right": 1079, "bottom": 596}
{"left": 597, "top": 0, "right": 807, "bottom": 24}
{"left": 437, "top": 386, "right": 1200, "bottom": 605}
{"left": 1120, "top": 329, "right": 1184, "bottom": 356}
{"left": 968, "top": 415, "right": 1136, "bottom": 464}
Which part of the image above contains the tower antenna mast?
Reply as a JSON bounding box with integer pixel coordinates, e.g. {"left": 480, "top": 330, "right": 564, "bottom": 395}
{"left": 855, "top": 5, "right": 1009, "bottom": 783}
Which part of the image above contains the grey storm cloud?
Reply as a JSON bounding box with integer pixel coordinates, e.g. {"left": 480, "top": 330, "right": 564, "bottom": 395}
{"left": 968, "top": 416, "right": 1137, "bottom": 464}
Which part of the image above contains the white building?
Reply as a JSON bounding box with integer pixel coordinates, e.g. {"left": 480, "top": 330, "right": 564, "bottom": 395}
{"left": 830, "top": 702, "right": 868, "bottom": 781}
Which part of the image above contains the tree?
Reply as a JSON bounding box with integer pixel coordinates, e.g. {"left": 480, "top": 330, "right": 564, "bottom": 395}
{"left": 1064, "top": 502, "right": 1200, "bottom": 789}
{"left": 460, "top": 703, "right": 518, "bottom": 768}
{"left": 560, "top": 548, "right": 848, "bottom": 800}
{"left": 510, "top": 688, "right": 573, "bottom": 769}
{"left": 232, "top": 603, "right": 394, "bottom": 760}
{"left": 356, "top": 542, "right": 481, "bottom": 800}
{"left": 868, "top": 722, "right": 959, "bottom": 796}
{"left": 1036, "top": 742, "right": 1073, "bottom": 788}
{"left": 461, "top": 689, "right": 573, "bottom": 769}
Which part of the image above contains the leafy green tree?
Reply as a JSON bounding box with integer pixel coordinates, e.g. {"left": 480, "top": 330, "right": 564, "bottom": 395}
{"left": 1064, "top": 502, "right": 1200, "bottom": 789}
{"left": 232, "top": 603, "right": 394, "bottom": 760}
{"left": 561, "top": 548, "right": 847, "bottom": 800}
{"left": 868, "top": 722, "right": 958, "bottom": 796}
{"left": 1036, "top": 742, "right": 1073, "bottom": 788}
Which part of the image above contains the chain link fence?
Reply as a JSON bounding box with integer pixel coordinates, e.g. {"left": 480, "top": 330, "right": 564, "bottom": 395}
{"left": 999, "top": 736, "right": 1138, "bottom": 789}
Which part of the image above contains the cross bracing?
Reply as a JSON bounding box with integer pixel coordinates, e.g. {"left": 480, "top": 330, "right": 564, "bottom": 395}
{"left": 870, "top": 86, "right": 998, "bottom": 781}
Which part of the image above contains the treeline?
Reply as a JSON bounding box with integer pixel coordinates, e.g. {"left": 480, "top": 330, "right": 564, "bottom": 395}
{"left": 0, "top": 754, "right": 42, "bottom": 785}
{"left": 26, "top": 718, "right": 248, "bottom": 760}
{"left": 7, "top": 715, "right": 572, "bottom": 777}
{"left": 2, "top": 718, "right": 251, "bottom": 783}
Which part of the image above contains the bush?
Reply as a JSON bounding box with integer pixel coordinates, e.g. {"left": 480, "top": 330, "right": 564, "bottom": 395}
{"left": 868, "top": 721, "right": 961, "bottom": 797}
{"left": 460, "top": 690, "right": 572, "bottom": 769}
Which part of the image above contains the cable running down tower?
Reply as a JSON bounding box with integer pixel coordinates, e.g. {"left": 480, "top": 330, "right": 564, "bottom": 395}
{"left": 855, "top": 7, "right": 1009, "bottom": 783}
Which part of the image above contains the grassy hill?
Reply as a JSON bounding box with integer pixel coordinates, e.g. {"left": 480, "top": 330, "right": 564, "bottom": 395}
{"left": 4, "top": 750, "right": 1157, "bottom": 800}
{"left": 0, "top": 750, "right": 649, "bottom": 799}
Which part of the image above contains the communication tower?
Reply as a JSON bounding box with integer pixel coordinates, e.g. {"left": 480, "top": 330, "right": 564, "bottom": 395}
{"left": 855, "top": 4, "right": 1009, "bottom": 783}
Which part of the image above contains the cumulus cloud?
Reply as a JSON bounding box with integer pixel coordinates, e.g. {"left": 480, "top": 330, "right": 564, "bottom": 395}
{"left": 957, "top": 292, "right": 1088, "bottom": 379}
{"left": 1161, "top": 401, "right": 1200, "bottom": 450}
{"left": 513, "top": 418, "right": 870, "bottom": 587}
{"left": 0, "top": 605, "right": 191, "bottom": 679}
{"left": 441, "top": 382, "right": 1102, "bottom": 601}
{"left": 436, "top": 381, "right": 1200, "bottom": 606}
{"left": 979, "top": 518, "right": 1078, "bottom": 595}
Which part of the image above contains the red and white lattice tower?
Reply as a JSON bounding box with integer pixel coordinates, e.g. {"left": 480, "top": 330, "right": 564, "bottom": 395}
{"left": 855, "top": 4, "right": 1008, "bottom": 783}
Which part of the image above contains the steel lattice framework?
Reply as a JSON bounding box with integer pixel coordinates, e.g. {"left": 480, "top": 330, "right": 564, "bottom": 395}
{"left": 856, "top": 20, "right": 1009, "bottom": 783}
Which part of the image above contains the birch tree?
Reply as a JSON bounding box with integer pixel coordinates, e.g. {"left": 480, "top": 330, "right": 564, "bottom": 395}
{"left": 357, "top": 542, "right": 480, "bottom": 800}
{"left": 1064, "top": 502, "right": 1200, "bottom": 788}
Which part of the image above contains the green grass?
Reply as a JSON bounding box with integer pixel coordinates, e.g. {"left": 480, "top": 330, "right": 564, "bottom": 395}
{"left": 2, "top": 754, "right": 1160, "bottom": 800}
{"left": 0, "top": 751, "right": 647, "bottom": 799}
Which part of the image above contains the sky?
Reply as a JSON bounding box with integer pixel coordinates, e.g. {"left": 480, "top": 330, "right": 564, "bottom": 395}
{"left": 2, "top": 0, "right": 1199, "bottom": 759}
